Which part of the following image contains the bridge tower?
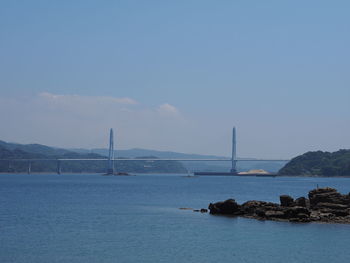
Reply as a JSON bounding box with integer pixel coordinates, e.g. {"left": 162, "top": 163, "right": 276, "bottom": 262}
{"left": 107, "top": 128, "right": 115, "bottom": 174}
{"left": 230, "top": 127, "right": 237, "bottom": 173}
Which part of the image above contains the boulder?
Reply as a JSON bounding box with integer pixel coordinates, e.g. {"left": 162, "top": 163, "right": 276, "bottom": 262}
{"left": 295, "top": 197, "right": 307, "bottom": 207}
{"left": 308, "top": 187, "right": 349, "bottom": 207}
{"left": 265, "top": 210, "right": 285, "bottom": 219}
{"left": 241, "top": 201, "right": 279, "bottom": 215}
{"left": 283, "top": 206, "right": 310, "bottom": 218}
{"left": 193, "top": 209, "right": 208, "bottom": 213}
{"left": 330, "top": 210, "right": 349, "bottom": 217}
{"left": 255, "top": 208, "right": 266, "bottom": 217}
{"left": 289, "top": 215, "right": 311, "bottom": 223}
{"left": 280, "top": 195, "right": 294, "bottom": 207}
{"left": 314, "top": 202, "right": 348, "bottom": 210}
{"left": 296, "top": 213, "right": 310, "bottom": 219}
{"left": 208, "top": 199, "right": 240, "bottom": 215}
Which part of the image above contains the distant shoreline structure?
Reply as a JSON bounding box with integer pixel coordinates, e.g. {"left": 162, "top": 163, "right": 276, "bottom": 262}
{"left": 193, "top": 170, "right": 276, "bottom": 177}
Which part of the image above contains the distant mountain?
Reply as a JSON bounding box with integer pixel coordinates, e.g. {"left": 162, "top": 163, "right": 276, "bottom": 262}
{"left": 0, "top": 141, "right": 186, "bottom": 173}
{"left": 278, "top": 149, "right": 350, "bottom": 176}
{"left": 71, "top": 147, "right": 228, "bottom": 159}
{"left": 0, "top": 140, "right": 70, "bottom": 156}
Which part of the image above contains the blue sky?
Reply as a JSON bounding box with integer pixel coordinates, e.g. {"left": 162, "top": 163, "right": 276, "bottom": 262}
{"left": 0, "top": 0, "right": 349, "bottom": 158}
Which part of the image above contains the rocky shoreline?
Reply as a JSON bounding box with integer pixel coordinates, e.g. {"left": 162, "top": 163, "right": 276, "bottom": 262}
{"left": 208, "top": 187, "right": 350, "bottom": 224}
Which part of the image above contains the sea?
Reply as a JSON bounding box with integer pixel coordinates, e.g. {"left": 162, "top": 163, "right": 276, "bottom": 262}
{"left": 1, "top": 174, "right": 350, "bottom": 263}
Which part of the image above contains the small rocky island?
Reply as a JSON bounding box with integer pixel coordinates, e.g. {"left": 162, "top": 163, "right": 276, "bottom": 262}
{"left": 209, "top": 187, "right": 350, "bottom": 224}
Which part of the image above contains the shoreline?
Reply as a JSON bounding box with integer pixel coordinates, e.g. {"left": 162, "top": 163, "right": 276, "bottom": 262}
{"left": 1, "top": 172, "right": 350, "bottom": 178}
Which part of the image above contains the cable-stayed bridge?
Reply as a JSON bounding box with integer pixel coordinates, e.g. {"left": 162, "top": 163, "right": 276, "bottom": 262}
{"left": 0, "top": 128, "right": 290, "bottom": 174}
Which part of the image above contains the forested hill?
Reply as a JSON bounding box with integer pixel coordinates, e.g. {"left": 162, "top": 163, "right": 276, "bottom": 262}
{"left": 0, "top": 141, "right": 186, "bottom": 173}
{"left": 0, "top": 140, "right": 70, "bottom": 156}
{"left": 0, "top": 141, "right": 104, "bottom": 160}
{"left": 278, "top": 149, "right": 350, "bottom": 176}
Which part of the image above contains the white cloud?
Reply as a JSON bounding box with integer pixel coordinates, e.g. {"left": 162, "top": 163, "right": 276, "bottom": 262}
{"left": 157, "top": 103, "right": 179, "bottom": 115}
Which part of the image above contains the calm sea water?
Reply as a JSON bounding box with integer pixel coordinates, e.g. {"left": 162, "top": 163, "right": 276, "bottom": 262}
{"left": 1, "top": 174, "right": 350, "bottom": 263}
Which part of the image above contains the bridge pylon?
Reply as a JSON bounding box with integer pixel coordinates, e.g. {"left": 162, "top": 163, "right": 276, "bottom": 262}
{"left": 230, "top": 127, "right": 237, "bottom": 173}
{"left": 106, "top": 128, "right": 115, "bottom": 175}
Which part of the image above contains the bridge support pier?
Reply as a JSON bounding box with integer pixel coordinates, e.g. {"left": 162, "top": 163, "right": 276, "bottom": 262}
{"left": 57, "top": 161, "right": 61, "bottom": 175}
{"left": 27, "top": 161, "right": 31, "bottom": 174}
{"left": 8, "top": 161, "right": 13, "bottom": 173}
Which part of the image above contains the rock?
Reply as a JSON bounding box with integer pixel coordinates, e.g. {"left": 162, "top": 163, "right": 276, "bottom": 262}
{"left": 295, "top": 197, "right": 307, "bottom": 207}
{"left": 314, "top": 202, "right": 348, "bottom": 210}
{"left": 255, "top": 208, "right": 266, "bottom": 217}
{"left": 265, "top": 210, "right": 285, "bottom": 219}
{"left": 241, "top": 201, "right": 265, "bottom": 214}
{"left": 208, "top": 187, "right": 350, "bottom": 224}
{"left": 330, "top": 210, "right": 349, "bottom": 217}
{"left": 283, "top": 206, "right": 310, "bottom": 218}
{"left": 308, "top": 187, "right": 349, "bottom": 207}
{"left": 241, "top": 201, "right": 279, "bottom": 215}
{"left": 289, "top": 216, "right": 311, "bottom": 223}
{"left": 208, "top": 199, "right": 240, "bottom": 215}
{"left": 200, "top": 208, "right": 208, "bottom": 213}
{"left": 280, "top": 195, "right": 294, "bottom": 207}
{"left": 296, "top": 213, "right": 309, "bottom": 219}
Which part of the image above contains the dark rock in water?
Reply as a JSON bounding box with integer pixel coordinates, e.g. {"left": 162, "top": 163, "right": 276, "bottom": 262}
{"left": 280, "top": 195, "right": 294, "bottom": 207}
{"left": 265, "top": 210, "right": 285, "bottom": 219}
{"left": 208, "top": 187, "right": 350, "bottom": 224}
{"left": 314, "top": 202, "right": 348, "bottom": 210}
{"left": 209, "top": 199, "right": 240, "bottom": 215}
{"left": 193, "top": 208, "right": 208, "bottom": 213}
{"left": 240, "top": 201, "right": 279, "bottom": 217}
{"left": 308, "top": 187, "right": 350, "bottom": 207}
{"left": 255, "top": 208, "right": 267, "bottom": 217}
{"left": 283, "top": 206, "right": 310, "bottom": 218}
{"left": 295, "top": 197, "right": 308, "bottom": 207}
{"left": 116, "top": 172, "right": 131, "bottom": 176}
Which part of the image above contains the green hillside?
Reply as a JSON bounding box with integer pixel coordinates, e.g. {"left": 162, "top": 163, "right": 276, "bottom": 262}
{"left": 278, "top": 149, "right": 350, "bottom": 176}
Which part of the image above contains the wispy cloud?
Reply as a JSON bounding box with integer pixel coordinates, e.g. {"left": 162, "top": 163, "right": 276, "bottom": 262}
{"left": 0, "top": 93, "right": 188, "bottom": 151}
{"left": 157, "top": 103, "right": 180, "bottom": 116}
{"left": 38, "top": 92, "right": 138, "bottom": 105}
